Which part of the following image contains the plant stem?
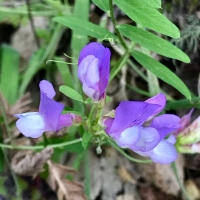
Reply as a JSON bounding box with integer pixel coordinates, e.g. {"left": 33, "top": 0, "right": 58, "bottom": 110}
{"left": 2, "top": 148, "right": 22, "bottom": 199}
{"left": 171, "top": 162, "right": 191, "bottom": 200}
{"left": 109, "top": 0, "right": 128, "bottom": 50}
{"left": 0, "top": 105, "right": 13, "bottom": 146}
{"left": 0, "top": 138, "right": 82, "bottom": 150}
{"left": 108, "top": 139, "right": 152, "bottom": 163}
{"left": 84, "top": 150, "right": 91, "bottom": 200}
{"left": 110, "top": 51, "right": 130, "bottom": 82}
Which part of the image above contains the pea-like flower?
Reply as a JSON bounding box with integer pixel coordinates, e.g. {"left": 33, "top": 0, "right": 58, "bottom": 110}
{"left": 78, "top": 42, "right": 111, "bottom": 102}
{"left": 104, "top": 93, "right": 180, "bottom": 164}
{"left": 14, "top": 80, "right": 79, "bottom": 138}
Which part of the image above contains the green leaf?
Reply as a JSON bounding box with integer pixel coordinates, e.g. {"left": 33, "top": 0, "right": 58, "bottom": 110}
{"left": 55, "top": 57, "right": 74, "bottom": 88}
{"left": 114, "top": 0, "right": 180, "bottom": 38}
{"left": 131, "top": 50, "right": 191, "bottom": 99}
{"left": 0, "top": 45, "right": 19, "bottom": 105}
{"left": 118, "top": 24, "right": 190, "bottom": 63}
{"left": 53, "top": 16, "right": 117, "bottom": 41}
{"left": 145, "top": 0, "right": 161, "bottom": 8}
{"left": 82, "top": 131, "right": 91, "bottom": 150}
{"left": 91, "top": 0, "right": 109, "bottom": 12}
{"left": 59, "top": 85, "right": 83, "bottom": 103}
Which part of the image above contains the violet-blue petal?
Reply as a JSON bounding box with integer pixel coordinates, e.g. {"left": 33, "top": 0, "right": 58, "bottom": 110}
{"left": 57, "top": 114, "right": 74, "bottom": 130}
{"left": 15, "top": 112, "right": 46, "bottom": 138}
{"left": 78, "top": 42, "right": 111, "bottom": 101}
{"left": 39, "top": 80, "right": 56, "bottom": 99}
{"left": 78, "top": 55, "right": 99, "bottom": 86}
{"left": 144, "top": 140, "right": 178, "bottom": 164}
{"left": 151, "top": 114, "right": 180, "bottom": 139}
{"left": 98, "top": 48, "right": 111, "bottom": 99}
{"left": 174, "top": 108, "right": 194, "bottom": 136}
{"left": 145, "top": 93, "right": 166, "bottom": 117}
{"left": 117, "top": 126, "right": 140, "bottom": 148}
{"left": 130, "top": 127, "right": 160, "bottom": 152}
{"left": 78, "top": 42, "right": 108, "bottom": 65}
{"left": 166, "top": 135, "right": 176, "bottom": 145}
{"left": 39, "top": 87, "right": 64, "bottom": 132}
{"left": 104, "top": 117, "right": 114, "bottom": 135}
{"left": 108, "top": 101, "right": 160, "bottom": 135}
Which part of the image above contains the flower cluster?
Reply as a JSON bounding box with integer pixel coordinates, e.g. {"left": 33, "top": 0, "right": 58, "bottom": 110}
{"left": 15, "top": 42, "right": 181, "bottom": 164}
{"left": 104, "top": 94, "right": 180, "bottom": 164}
{"left": 174, "top": 109, "right": 200, "bottom": 153}
{"left": 15, "top": 80, "right": 79, "bottom": 138}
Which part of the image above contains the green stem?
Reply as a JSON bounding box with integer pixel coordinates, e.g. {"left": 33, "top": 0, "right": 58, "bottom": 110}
{"left": 2, "top": 148, "right": 22, "bottom": 199}
{"left": 0, "top": 138, "right": 82, "bottom": 150}
{"left": 126, "top": 83, "right": 152, "bottom": 97}
{"left": 108, "top": 139, "right": 152, "bottom": 163}
{"left": 171, "top": 162, "right": 191, "bottom": 200}
{"left": 110, "top": 52, "right": 130, "bottom": 82}
{"left": 109, "top": 0, "right": 128, "bottom": 50}
{"left": 0, "top": 105, "right": 13, "bottom": 146}
{"left": 84, "top": 150, "right": 91, "bottom": 200}
{"left": 128, "top": 59, "right": 148, "bottom": 81}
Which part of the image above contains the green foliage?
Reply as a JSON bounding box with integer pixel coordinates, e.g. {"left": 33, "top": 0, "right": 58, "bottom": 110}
{"left": 114, "top": 0, "right": 180, "bottom": 38}
{"left": 82, "top": 131, "right": 91, "bottom": 150}
{"left": 53, "top": 16, "right": 117, "bottom": 41}
{"left": 59, "top": 85, "right": 84, "bottom": 103}
{"left": 131, "top": 50, "right": 191, "bottom": 100}
{"left": 118, "top": 24, "right": 190, "bottom": 63}
{"left": 91, "top": 0, "right": 110, "bottom": 12}
{"left": 145, "top": 0, "right": 162, "bottom": 8}
{"left": 0, "top": 45, "right": 20, "bottom": 105}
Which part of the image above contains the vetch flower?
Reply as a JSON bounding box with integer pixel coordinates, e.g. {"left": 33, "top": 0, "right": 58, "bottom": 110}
{"left": 14, "top": 80, "right": 79, "bottom": 138}
{"left": 78, "top": 42, "right": 111, "bottom": 102}
{"left": 174, "top": 109, "right": 200, "bottom": 153}
{"left": 104, "top": 93, "right": 180, "bottom": 163}
{"left": 132, "top": 135, "right": 178, "bottom": 164}
{"left": 173, "top": 108, "right": 194, "bottom": 137}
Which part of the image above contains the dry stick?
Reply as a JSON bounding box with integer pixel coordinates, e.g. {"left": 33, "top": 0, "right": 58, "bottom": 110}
{"left": 25, "top": 0, "right": 41, "bottom": 48}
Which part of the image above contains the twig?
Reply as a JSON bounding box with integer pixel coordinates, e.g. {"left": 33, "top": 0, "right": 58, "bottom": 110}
{"left": 25, "top": 0, "right": 41, "bottom": 48}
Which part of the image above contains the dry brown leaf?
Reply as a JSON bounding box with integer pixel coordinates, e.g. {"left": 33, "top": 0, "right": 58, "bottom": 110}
{"left": 12, "top": 147, "right": 53, "bottom": 176}
{"left": 47, "top": 161, "right": 87, "bottom": 200}
{"left": 0, "top": 92, "right": 32, "bottom": 141}
{"left": 9, "top": 93, "right": 32, "bottom": 116}
{"left": 133, "top": 153, "right": 184, "bottom": 196}
{"left": 116, "top": 194, "right": 137, "bottom": 200}
{"left": 185, "top": 180, "right": 200, "bottom": 200}
{"left": 118, "top": 167, "right": 136, "bottom": 184}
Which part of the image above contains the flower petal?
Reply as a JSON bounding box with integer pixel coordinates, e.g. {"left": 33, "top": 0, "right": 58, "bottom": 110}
{"left": 78, "top": 42, "right": 108, "bottom": 65}
{"left": 78, "top": 55, "right": 99, "bottom": 84}
{"left": 78, "top": 55, "right": 101, "bottom": 101}
{"left": 174, "top": 108, "right": 194, "bottom": 136}
{"left": 39, "top": 89, "right": 64, "bottom": 132}
{"left": 99, "top": 48, "right": 111, "bottom": 98}
{"left": 117, "top": 126, "right": 140, "bottom": 148}
{"left": 145, "top": 93, "right": 166, "bottom": 117}
{"left": 78, "top": 42, "right": 111, "bottom": 101}
{"left": 57, "top": 114, "right": 74, "bottom": 130}
{"left": 104, "top": 117, "right": 114, "bottom": 134}
{"left": 166, "top": 135, "right": 176, "bottom": 145}
{"left": 131, "top": 127, "right": 160, "bottom": 152}
{"left": 39, "top": 80, "right": 56, "bottom": 99}
{"left": 151, "top": 114, "right": 180, "bottom": 139}
{"left": 145, "top": 140, "right": 178, "bottom": 164}
{"left": 15, "top": 112, "right": 46, "bottom": 138}
{"left": 108, "top": 101, "right": 160, "bottom": 134}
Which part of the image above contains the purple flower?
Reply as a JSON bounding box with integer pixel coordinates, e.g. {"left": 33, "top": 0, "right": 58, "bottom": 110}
{"left": 104, "top": 93, "right": 180, "bottom": 163}
{"left": 132, "top": 135, "right": 178, "bottom": 164}
{"left": 173, "top": 108, "right": 194, "bottom": 137}
{"left": 14, "top": 80, "right": 79, "bottom": 138}
{"left": 78, "top": 42, "right": 111, "bottom": 101}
